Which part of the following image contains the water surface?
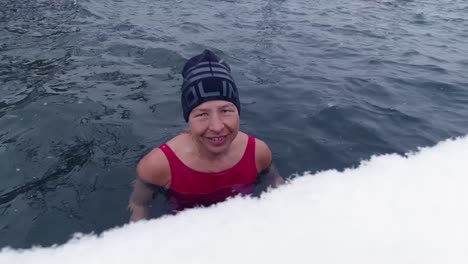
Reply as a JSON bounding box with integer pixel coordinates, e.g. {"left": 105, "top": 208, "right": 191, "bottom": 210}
{"left": 1, "top": 0, "right": 467, "bottom": 248}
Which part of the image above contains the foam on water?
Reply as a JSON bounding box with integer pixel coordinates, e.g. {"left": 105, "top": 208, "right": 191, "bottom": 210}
{"left": 1, "top": 135, "right": 467, "bottom": 264}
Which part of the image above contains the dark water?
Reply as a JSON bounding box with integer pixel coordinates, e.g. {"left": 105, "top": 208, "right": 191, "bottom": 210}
{"left": 1, "top": 0, "right": 467, "bottom": 248}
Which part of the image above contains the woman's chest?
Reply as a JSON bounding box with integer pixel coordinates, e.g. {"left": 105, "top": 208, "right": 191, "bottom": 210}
{"left": 180, "top": 152, "right": 244, "bottom": 173}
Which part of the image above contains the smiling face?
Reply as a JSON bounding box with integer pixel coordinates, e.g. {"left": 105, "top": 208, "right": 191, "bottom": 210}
{"left": 188, "top": 100, "right": 240, "bottom": 156}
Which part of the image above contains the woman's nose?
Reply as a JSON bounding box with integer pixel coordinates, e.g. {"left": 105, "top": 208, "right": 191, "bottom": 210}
{"left": 209, "top": 115, "right": 224, "bottom": 132}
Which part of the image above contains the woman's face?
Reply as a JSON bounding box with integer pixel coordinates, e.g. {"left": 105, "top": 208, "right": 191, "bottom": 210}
{"left": 188, "top": 100, "right": 240, "bottom": 156}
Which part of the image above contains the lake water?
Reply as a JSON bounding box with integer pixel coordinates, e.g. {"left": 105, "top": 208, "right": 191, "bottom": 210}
{"left": 1, "top": 0, "right": 467, "bottom": 248}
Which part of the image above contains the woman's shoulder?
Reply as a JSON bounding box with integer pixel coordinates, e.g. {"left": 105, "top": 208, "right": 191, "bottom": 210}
{"left": 136, "top": 145, "right": 171, "bottom": 188}
{"left": 136, "top": 132, "right": 191, "bottom": 185}
{"left": 166, "top": 132, "right": 193, "bottom": 152}
{"left": 232, "top": 132, "right": 272, "bottom": 172}
{"left": 253, "top": 136, "right": 272, "bottom": 173}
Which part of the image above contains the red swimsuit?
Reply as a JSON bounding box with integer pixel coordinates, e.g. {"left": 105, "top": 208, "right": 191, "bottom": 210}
{"left": 159, "top": 135, "right": 258, "bottom": 211}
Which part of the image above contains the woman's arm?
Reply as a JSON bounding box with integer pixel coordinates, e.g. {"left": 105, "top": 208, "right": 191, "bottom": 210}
{"left": 128, "top": 148, "right": 171, "bottom": 222}
{"left": 255, "top": 138, "right": 285, "bottom": 188}
{"left": 128, "top": 177, "right": 157, "bottom": 222}
{"left": 259, "top": 162, "right": 284, "bottom": 188}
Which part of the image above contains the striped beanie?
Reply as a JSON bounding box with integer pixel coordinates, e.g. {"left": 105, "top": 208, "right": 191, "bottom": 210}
{"left": 181, "top": 49, "right": 240, "bottom": 122}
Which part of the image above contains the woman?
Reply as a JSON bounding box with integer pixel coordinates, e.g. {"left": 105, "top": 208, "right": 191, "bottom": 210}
{"left": 129, "top": 49, "right": 283, "bottom": 221}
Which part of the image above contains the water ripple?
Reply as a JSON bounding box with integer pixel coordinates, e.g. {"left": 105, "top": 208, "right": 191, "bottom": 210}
{"left": 0, "top": 139, "right": 94, "bottom": 205}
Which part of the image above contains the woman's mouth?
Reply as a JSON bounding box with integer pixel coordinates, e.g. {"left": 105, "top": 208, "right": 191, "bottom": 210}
{"left": 207, "top": 136, "right": 227, "bottom": 146}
